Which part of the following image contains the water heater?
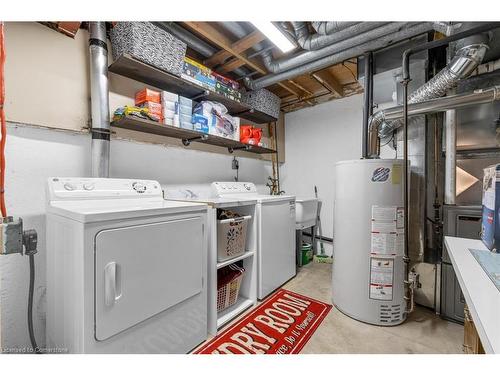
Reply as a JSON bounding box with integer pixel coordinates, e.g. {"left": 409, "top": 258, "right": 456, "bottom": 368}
{"left": 332, "top": 159, "right": 406, "bottom": 326}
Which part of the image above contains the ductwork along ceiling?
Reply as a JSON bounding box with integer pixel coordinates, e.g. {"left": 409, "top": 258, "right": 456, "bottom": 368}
{"left": 162, "top": 21, "right": 474, "bottom": 113}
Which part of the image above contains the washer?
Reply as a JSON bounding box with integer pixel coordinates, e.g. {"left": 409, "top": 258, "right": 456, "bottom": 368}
{"left": 212, "top": 182, "right": 296, "bottom": 299}
{"left": 46, "top": 177, "right": 208, "bottom": 353}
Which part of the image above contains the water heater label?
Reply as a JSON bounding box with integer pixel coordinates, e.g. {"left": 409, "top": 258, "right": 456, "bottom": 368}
{"left": 371, "top": 167, "right": 390, "bottom": 182}
{"left": 371, "top": 206, "right": 404, "bottom": 255}
{"left": 369, "top": 257, "right": 394, "bottom": 301}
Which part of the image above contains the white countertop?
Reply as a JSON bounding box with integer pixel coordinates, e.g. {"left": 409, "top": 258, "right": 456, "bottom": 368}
{"left": 444, "top": 236, "right": 500, "bottom": 354}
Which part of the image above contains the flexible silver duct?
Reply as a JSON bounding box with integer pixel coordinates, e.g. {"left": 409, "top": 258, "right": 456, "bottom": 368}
{"left": 89, "top": 22, "right": 110, "bottom": 178}
{"left": 291, "top": 21, "right": 388, "bottom": 51}
{"left": 262, "top": 22, "right": 410, "bottom": 74}
{"left": 368, "top": 37, "right": 489, "bottom": 156}
{"left": 311, "top": 21, "right": 360, "bottom": 35}
{"left": 244, "top": 22, "right": 435, "bottom": 90}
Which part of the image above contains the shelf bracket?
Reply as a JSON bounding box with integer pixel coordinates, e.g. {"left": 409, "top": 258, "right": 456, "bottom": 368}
{"left": 190, "top": 90, "right": 210, "bottom": 101}
{"left": 233, "top": 108, "right": 255, "bottom": 117}
{"left": 228, "top": 145, "right": 251, "bottom": 153}
{"left": 182, "top": 134, "right": 209, "bottom": 146}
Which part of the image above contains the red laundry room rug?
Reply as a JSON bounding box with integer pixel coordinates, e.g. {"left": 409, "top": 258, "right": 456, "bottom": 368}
{"left": 194, "top": 289, "right": 332, "bottom": 354}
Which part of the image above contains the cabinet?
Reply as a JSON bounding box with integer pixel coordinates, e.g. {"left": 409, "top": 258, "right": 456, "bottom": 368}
{"left": 463, "top": 304, "right": 485, "bottom": 354}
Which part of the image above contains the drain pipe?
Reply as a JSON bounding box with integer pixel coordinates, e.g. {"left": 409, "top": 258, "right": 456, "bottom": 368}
{"left": 89, "top": 22, "right": 110, "bottom": 178}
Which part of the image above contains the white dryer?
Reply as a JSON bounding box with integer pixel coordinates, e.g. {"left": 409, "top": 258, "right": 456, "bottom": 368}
{"left": 212, "top": 182, "right": 296, "bottom": 299}
{"left": 46, "top": 177, "right": 208, "bottom": 353}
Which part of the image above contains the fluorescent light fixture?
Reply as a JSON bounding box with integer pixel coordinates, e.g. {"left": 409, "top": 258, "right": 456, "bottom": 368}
{"left": 251, "top": 21, "right": 295, "bottom": 53}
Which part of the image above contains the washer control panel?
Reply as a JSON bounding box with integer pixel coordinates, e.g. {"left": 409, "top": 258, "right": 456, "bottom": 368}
{"left": 212, "top": 181, "right": 258, "bottom": 196}
{"left": 48, "top": 178, "right": 162, "bottom": 200}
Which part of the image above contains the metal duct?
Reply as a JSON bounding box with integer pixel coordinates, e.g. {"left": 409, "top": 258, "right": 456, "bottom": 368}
{"left": 369, "top": 85, "right": 500, "bottom": 122}
{"left": 368, "top": 38, "right": 489, "bottom": 155}
{"left": 244, "top": 22, "right": 434, "bottom": 90}
{"left": 89, "top": 22, "right": 110, "bottom": 178}
{"left": 311, "top": 21, "right": 359, "bottom": 35}
{"left": 263, "top": 22, "right": 409, "bottom": 74}
{"left": 291, "top": 21, "right": 388, "bottom": 51}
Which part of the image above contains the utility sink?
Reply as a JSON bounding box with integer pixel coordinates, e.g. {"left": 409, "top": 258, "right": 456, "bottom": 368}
{"left": 295, "top": 198, "right": 318, "bottom": 230}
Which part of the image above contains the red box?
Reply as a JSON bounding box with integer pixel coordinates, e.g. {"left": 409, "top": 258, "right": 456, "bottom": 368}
{"left": 135, "top": 88, "right": 161, "bottom": 105}
{"left": 141, "top": 101, "right": 162, "bottom": 115}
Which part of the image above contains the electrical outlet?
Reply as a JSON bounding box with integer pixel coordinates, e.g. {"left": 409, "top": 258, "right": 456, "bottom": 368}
{"left": 0, "top": 217, "right": 24, "bottom": 255}
{"left": 232, "top": 157, "right": 239, "bottom": 170}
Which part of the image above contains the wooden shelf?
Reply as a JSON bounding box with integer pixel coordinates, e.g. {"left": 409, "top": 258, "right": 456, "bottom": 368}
{"left": 108, "top": 54, "right": 278, "bottom": 124}
{"left": 111, "top": 115, "right": 276, "bottom": 155}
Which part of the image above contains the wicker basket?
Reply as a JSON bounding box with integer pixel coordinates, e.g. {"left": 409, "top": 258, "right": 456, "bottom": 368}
{"left": 217, "top": 264, "right": 245, "bottom": 312}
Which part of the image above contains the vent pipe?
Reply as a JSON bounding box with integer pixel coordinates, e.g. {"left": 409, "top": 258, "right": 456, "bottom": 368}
{"left": 89, "top": 22, "right": 110, "bottom": 178}
{"left": 263, "top": 22, "right": 408, "bottom": 74}
{"left": 368, "top": 36, "right": 489, "bottom": 157}
{"left": 310, "top": 21, "right": 360, "bottom": 35}
{"left": 244, "top": 22, "right": 434, "bottom": 90}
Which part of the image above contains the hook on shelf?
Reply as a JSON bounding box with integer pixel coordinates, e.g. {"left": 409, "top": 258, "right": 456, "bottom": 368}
{"left": 190, "top": 90, "right": 210, "bottom": 101}
{"left": 228, "top": 145, "right": 251, "bottom": 153}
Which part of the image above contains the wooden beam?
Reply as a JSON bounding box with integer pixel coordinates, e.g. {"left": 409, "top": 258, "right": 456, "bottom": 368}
{"left": 184, "top": 22, "right": 267, "bottom": 74}
{"left": 218, "top": 58, "right": 246, "bottom": 74}
{"left": 204, "top": 30, "right": 266, "bottom": 67}
{"left": 311, "top": 70, "right": 344, "bottom": 97}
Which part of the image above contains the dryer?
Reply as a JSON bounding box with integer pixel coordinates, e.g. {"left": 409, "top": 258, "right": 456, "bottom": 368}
{"left": 46, "top": 177, "right": 208, "bottom": 353}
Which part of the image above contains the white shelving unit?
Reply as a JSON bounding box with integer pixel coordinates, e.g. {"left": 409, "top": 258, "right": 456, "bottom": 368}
{"left": 206, "top": 202, "right": 258, "bottom": 335}
{"left": 216, "top": 251, "right": 254, "bottom": 269}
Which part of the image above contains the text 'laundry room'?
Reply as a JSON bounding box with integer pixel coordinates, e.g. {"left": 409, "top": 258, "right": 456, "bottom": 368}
{"left": 1, "top": 4, "right": 500, "bottom": 370}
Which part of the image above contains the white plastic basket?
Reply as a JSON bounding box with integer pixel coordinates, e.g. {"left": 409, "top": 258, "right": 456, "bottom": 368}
{"left": 217, "top": 264, "right": 245, "bottom": 312}
{"left": 216, "top": 215, "right": 251, "bottom": 262}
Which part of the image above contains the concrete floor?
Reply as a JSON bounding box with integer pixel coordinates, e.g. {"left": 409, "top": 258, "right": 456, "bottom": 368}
{"left": 284, "top": 262, "right": 464, "bottom": 354}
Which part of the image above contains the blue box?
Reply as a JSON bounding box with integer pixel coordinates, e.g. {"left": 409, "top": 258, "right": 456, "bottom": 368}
{"left": 481, "top": 163, "right": 500, "bottom": 251}
{"left": 192, "top": 114, "right": 208, "bottom": 133}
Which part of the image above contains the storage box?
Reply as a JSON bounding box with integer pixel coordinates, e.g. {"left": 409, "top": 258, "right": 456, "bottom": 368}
{"left": 193, "top": 101, "right": 240, "bottom": 141}
{"left": 140, "top": 101, "right": 162, "bottom": 115}
{"left": 181, "top": 57, "right": 216, "bottom": 91}
{"left": 135, "top": 88, "right": 161, "bottom": 105}
{"left": 481, "top": 163, "right": 500, "bottom": 251}
{"left": 192, "top": 114, "right": 209, "bottom": 133}
{"left": 110, "top": 22, "right": 186, "bottom": 77}
{"left": 242, "top": 88, "right": 281, "bottom": 120}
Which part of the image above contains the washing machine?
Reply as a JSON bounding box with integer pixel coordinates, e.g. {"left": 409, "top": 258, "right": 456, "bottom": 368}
{"left": 212, "top": 182, "right": 296, "bottom": 299}
{"left": 45, "top": 177, "right": 208, "bottom": 353}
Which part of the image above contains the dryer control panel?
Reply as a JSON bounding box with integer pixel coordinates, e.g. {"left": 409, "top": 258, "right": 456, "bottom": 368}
{"left": 47, "top": 178, "right": 162, "bottom": 201}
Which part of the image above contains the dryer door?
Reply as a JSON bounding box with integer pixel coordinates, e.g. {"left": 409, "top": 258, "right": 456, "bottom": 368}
{"left": 94, "top": 216, "right": 203, "bottom": 341}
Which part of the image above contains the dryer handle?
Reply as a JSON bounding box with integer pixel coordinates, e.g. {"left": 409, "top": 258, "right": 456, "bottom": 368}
{"left": 104, "top": 262, "right": 122, "bottom": 307}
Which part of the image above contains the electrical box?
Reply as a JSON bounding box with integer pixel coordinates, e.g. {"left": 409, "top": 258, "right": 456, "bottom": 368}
{"left": 0, "top": 216, "right": 23, "bottom": 255}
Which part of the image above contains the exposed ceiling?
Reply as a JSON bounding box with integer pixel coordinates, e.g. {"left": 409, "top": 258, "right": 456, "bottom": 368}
{"left": 180, "top": 22, "right": 363, "bottom": 113}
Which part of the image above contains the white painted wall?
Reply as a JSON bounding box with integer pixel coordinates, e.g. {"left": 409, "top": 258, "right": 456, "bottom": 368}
{"left": 0, "top": 122, "right": 272, "bottom": 350}
{"left": 281, "top": 95, "right": 364, "bottom": 256}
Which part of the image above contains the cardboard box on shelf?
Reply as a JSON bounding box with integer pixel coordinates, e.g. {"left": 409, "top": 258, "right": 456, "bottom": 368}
{"left": 140, "top": 101, "right": 162, "bottom": 115}
{"left": 192, "top": 114, "right": 209, "bottom": 133}
{"left": 481, "top": 163, "right": 500, "bottom": 251}
{"left": 181, "top": 57, "right": 216, "bottom": 91}
{"left": 135, "top": 88, "right": 161, "bottom": 105}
